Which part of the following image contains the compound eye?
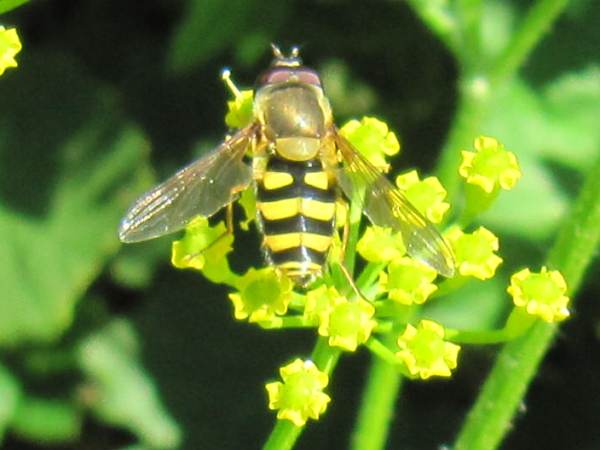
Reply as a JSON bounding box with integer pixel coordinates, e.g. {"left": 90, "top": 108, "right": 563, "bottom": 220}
{"left": 257, "top": 68, "right": 294, "bottom": 86}
{"left": 294, "top": 69, "right": 321, "bottom": 86}
{"left": 257, "top": 68, "right": 322, "bottom": 87}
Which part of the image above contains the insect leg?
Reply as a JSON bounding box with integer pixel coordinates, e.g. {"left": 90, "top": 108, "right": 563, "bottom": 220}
{"left": 337, "top": 262, "right": 364, "bottom": 301}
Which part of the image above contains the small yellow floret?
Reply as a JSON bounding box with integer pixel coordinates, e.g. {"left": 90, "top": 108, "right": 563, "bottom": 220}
{"left": 266, "top": 359, "right": 331, "bottom": 426}
{"left": 459, "top": 136, "right": 521, "bottom": 194}
{"left": 0, "top": 27, "right": 22, "bottom": 76}
{"left": 396, "top": 320, "right": 460, "bottom": 379}
{"left": 507, "top": 267, "right": 570, "bottom": 323}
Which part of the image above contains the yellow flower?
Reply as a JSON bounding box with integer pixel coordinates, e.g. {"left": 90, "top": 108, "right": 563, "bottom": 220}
{"left": 339, "top": 117, "right": 400, "bottom": 172}
{"left": 379, "top": 257, "right": 438, "bottom": 305}
{"left": 171, "top": 217, "right": 234, "bottom": 283}
{"left": 395, "top": 170, "right": 450, "bottom": 224}
{"left": 228, "top": 267, "right": 292, "bottom": 323}
{"left": 317, "top": 287, "right": 376, "bottom": 351}
{"left": 507, "top": 267, "right": 570, "bottom": 323}
{"left": 445, "top": 226, "right": 502, "bottom": 280}
{"left": 266, "top": 359, "right": 331, "bottom": 426}
{"left": 304, "top": 285, "right": 335, "bottom": 323}
{"left": 396, "top": 320, "right": 460, "bottom": 379}
{"left": 357, "top": 225, "right": 406, "bottom": 263}
{"left": 459, "top": 136, "right": 521, "bottom": 193}
{"left": 0, "top": 26, "right": 22, "bottom": 76}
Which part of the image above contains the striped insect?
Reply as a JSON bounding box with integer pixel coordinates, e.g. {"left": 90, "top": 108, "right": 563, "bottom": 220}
{"left": 118, "top": 46, "right": 455, "bottom": 286}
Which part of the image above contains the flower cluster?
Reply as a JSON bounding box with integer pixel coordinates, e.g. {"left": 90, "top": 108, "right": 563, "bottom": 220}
{"left": 163, "top": 76, "right": 569, "bottom": 428}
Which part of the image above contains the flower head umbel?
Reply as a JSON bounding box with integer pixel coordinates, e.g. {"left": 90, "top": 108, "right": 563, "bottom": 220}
{"left": 357, "top": 225, "right": 406, "bottom": 263}
{"left": 228, "top": 267, "right": 292, "bottom": 324}
{"left": 266, "top": 359, "right": 331, "bottom": 426}
{"left": 395, "top": 170, "right": 450, "bottom": 224}
{"left": 171, "top": 217, "right": 234, "bottom": 283}
{"left": 379, "top": 257, "right": 438, "bottom": 305}
{"left": 396, "top": 320, "right": 460, "bottom": 379}
{"left": 317, "top": 287, "right": 376, "bottom": 351}
{"left": 445, "top": 226, "right": 502, "bottom": 280}
{"left": 222, "top": 69, "right": 254, "bottom": 128}
{"left": 339, "top": 116, "right": 400, "bottom": 172}
{"left": 459, "top": 136, "right": 521, "bottom": 194}
{"left": 507, "top": 267, "right": 570, "bottom": 323}
{"left": 0, "top": 26, "right": 22, "bottom": 76}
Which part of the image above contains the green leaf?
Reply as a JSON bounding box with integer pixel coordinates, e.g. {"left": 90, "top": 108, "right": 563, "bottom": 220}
{"left": 485, "top": 73, "right": 600, "bottom": 171}
{"left": 479, "top": 153, "right": 568, "bottom": 241}
{"left": 0, "top": 52, "right": 151, "bottom": 346}
{"left": 424, "top": 277, "right": 506, "bottom": 330}
{"left": 166, "top": 0, "right": 288, "bottom": 74}
{"left": 0, "top": 363, "right": 20, "bottom": 442}
{"left": 110, "top": 239, "right": 172, "bottom": 289}
{"left": 77, "top": 319, "right": 182, "bottom": 449}
{"left": 167, "top": 0, "right": 254, "bottom": 73}
{"left": 11, "top": 397, "right": 81, "bottom": 443}
{"left": 0, "top": 0, "right": 29, "bottom": 14}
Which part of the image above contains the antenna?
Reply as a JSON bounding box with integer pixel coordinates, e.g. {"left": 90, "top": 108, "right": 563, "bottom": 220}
{"left": 270, "top": 43, "right": 303, "bottom": 67}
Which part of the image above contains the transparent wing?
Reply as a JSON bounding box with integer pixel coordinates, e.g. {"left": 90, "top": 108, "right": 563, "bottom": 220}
{"left": 119, "top": 126, "right": 255, "bottom": 243}
{"left": 331, "top": 130, "right": 455, "bottom": 277}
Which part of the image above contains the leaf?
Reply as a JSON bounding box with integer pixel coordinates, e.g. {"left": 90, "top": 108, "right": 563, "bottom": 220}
{"left": 0, "top": 363, "right": 20, "bottom": 442}
{"left": 479, "top": 154, "right": 568, "bottom": 241}
{"left": 167, "top": 0, "right": 254, "bottom": 73}
{"left": 10, "top": 397, "right": 81, "bottom": 443}
{"left": 478, "top": 69, "right": 600, "bottom": 240}
{"left": 0, "top": 0, "right": 29, "bottom": 14}
{"left": 424, "top": 277, "right": 506, "bottom": 330}
{"left": 77, "top": 319, "right": 182, "bottom": 449}
{"left": 0, "top": 52, "right": 151, "bottom": 346}
{"left": 166, "top": 0, "right": 288, "bottom": 74}
{"left": 485, "top": 71, "right": 600, "bottom": 171}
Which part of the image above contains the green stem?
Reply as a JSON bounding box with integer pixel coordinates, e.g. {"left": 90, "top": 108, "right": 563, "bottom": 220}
{"left": 435, "top": 85, "right": 488, "bottom": 201}
{"left": 344, "top": 199, "right": 364, "bottom": 276}
{"left": 350, "top": 333, "right": 405, "bottom": 450}
{"left": 453, "top": 155, "right": 600, "bottom": 450}
{"left": 455, "top": 0, "right": 483, "bottom": 71}
{"left": 262, "top": 338, "right": 341, "bottom": 450}
{"left": 405, "top": 0, "right": 460, "bottom": 56}
{"left": 435, "top": 0, "right": 569, "bottom": 201}
{"left": 489, "top": 0, "right": 570, "bottom": 85}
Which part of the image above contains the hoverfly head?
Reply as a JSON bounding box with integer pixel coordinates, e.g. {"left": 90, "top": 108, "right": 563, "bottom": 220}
{"left": 256, "top": 45, "right": 322, "bottom": 88}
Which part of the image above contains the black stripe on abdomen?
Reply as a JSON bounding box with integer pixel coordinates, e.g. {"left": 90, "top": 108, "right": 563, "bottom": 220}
{"left": 269, "top": 246, "right": 328, "bottom": 266}
{"left": 262, "top": 214, "right": 335, "bottom": 236}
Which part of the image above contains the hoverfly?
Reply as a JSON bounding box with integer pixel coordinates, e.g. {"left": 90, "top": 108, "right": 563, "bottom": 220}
{"left": 119, "top": 46, "right": 455, "bottom": 286}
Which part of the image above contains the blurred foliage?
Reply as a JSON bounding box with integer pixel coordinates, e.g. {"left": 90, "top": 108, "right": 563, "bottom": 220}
{"left": 0, "top": 0, "right": 598, "bottom": 449}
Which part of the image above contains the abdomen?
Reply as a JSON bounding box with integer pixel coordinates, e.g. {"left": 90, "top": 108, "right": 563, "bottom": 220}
{"left": 256, "top": 156, "right": 336, "bottom": 286}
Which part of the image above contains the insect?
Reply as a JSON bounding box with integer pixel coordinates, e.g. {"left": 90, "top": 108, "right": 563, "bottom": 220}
{"left": 119, "top": 45, "right": 455, "bottom": 286}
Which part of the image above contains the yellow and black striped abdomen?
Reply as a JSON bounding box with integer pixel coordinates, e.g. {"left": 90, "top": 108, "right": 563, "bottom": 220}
{"left": 257, "top": 156, "right": 336, "bottom": 286}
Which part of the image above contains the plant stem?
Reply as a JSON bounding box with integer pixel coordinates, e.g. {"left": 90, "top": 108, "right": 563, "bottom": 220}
{"left": 489, "top": 0, "right": 569, "bottom": 85}
{"left": 262, "top": 338, "right": 341, "bottom": 450}
{"left": 350, "top": 333, "right": 404, "bottom": 450}
{"left": 455, "top": 0, "right": 483, "bottom": 70}
{"left": 435, "top": 82, "right": 488, "bottom": 201}
{"left": 405, "top": 0, "right": 460, "bottom": 56}
{"left": 435, "top": 0, "right": 569, "bottom": 201}
{"left": 453, "top": 154, "right": 600, "bottom": 450}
